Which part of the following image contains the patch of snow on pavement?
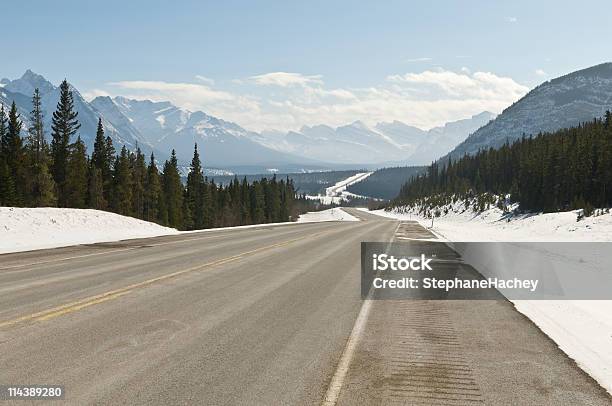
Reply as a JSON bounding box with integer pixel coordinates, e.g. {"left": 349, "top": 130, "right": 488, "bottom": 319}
{"left": 0, "top": 207, "right": 179, "bottom": 254}
{"left": 359, "top": 205, "right": 612, "bottom": 395}
{"left": 297, "top": 208, "right": 359, "bottom": 223}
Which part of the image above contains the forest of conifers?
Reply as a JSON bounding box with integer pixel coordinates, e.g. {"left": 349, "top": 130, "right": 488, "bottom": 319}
{"left": 393, "top": 112, "right": 612, "bottom": 214}
{"left": 0, "top": 81, "right": 314, "bottom": 230}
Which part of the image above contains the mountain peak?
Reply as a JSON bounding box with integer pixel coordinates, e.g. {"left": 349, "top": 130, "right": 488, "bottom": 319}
{"left": 4, "top": 69, "right": 55, "bottom": 96}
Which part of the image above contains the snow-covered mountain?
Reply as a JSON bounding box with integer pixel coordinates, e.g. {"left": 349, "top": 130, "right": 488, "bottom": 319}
{"left": 94, "top": 96, "right": 324, "bottom": 168}
{"left": 447, "top": 62, "right": 612, "bottom": 160}
{"left": 254, "top": 112, "right": 495, "bottom": 165}
{"left": 0, "top": 70, "right": 325, "bottom": 170}
{"left": 1, "top": 69, "right": 493, "bottom": 170}
{"left": 1, "top": 70, "right": 153, "bottom": 155}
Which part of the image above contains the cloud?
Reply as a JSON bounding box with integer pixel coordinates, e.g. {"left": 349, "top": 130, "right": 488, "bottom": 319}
{"left": 195, "top": 75, "right": 215, "bottom": 85}
{"left": 505, "top": 16, "right": 518, "bottom": 23}
{"left": 386, "top": 69, "right": 528, "bottom": 101}
{"left": 250, "top": 72, "right": 323, "bottom": 87}
{"left": 535, "top": 69, "right": 547, "bottom": 76}
{"left": 405, "top": 57, "right": 432, "bottom": 63}
{"left": 82, "top": 88, "right": 111, "bottom": 100}
{"left": 92, "top": 68, "right": 528, "bottom": 132}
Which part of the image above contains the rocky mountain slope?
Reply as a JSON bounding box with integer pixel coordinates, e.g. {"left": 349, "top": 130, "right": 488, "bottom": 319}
{"left": 447, "top": 62, "right": 612, "bottom": 160}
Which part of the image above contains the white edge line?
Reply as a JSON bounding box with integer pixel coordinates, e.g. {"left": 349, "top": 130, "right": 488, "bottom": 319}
{"left": 321, "top": 220, "right": 400, "bottom": 405}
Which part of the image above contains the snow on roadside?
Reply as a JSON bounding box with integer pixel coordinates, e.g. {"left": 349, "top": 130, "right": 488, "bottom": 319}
{"left": 297, "top": 207, "right": 359, "bottom": 223}
{"left": 359, "top": 205, "right": 612, "bottom": 394}
{"left": 0, "top": 207, "right": 179, "bottom": 254}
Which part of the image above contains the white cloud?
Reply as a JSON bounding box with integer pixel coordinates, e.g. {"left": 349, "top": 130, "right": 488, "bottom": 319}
{"left": 405, "top": 57, "right": 432, "bottom": 63}
{"left": 82, "top": 88, "right": 111, "bottom": 100}
{"left": 93, "top": 68, "right": 529, "bottom": 132}
{"left": 505, "top": 16, "right": 518, "bottom": 23}
{"left": 250, "top": 72, "right": 323, "bottom": 87}
{"left": 535, "top": 69, "right": 547, "bottom": 76}
{"left": 195, "top": 75, "right": 215, "bottom": 85}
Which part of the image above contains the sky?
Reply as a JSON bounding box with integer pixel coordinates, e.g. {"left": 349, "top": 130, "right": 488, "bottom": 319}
{"left": 2, "top": 0, "right": 612, "bottom": 132}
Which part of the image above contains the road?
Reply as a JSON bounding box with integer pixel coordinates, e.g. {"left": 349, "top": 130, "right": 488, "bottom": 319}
{"left": 0, "top": 208, "right": 610, "bottom": 405}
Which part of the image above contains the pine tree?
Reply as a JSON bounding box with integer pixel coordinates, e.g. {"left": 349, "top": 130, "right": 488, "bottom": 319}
{"left": 0, "top": 104, "right": 14, "bottom": 205}
{"left": 185, "top": 144, "right": 204, "bottom": 229}
{"left": 144, "top": 153, "right": 161, "bottom": 222}
{"left": 25, "top": 89, "right": 56, "bottom": 206}
{"left": 131, "top": 147, "right": 147, "bottom": 219}
{"left": 161, "top": 150, "right": 184, "bottom": 228}
{"left": 104, "top": 135, "right": 116, "bottom": 205}
{"left": 4, "top": 102, "right": 25, "bottom": 205}
{"left": 111, "top": 146, "right": 133, "bottom": 215}
{"left": 90, "top": 118, "right": 110, "bottom": 208}
{"left": 64, "top": 136, "right": 89, "bottom": 208}
{"left": 87, "top": 165, "right": 105, "bottom": 209}
{"left": 51, "top": 80, "right": 81, "bottom": 206}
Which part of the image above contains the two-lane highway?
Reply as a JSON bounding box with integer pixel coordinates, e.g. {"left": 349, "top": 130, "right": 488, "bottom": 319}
{"left": 0, "top": 209, "right": 397, "bottom": 405}
{"left": 1, "top": 209, "right": 610, "bottom": 405}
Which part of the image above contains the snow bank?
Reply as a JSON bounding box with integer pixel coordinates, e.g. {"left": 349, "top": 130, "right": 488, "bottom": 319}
{"left": 297, "top": 208, "right": 359, "bottom": 223}
{"left": 361, "top": 205, "right": 612, "bottom": 394}
{"left": 0, "top": 207, "right": 179, "bottom": 254}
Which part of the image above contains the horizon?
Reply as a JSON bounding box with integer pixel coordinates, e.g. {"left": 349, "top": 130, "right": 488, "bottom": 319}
{"left": 3, "top": 67, "right": 504, "bottom": 133}
{"left": 3, "top": 1, "right": 612, "bottom": 132}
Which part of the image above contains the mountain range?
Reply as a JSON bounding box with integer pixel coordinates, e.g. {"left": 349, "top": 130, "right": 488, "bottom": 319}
{"left": 446, "top": 62, "right": 612, "bottom": 160}
{"left": 253, "top": 112, "right": 495, "bottom": 166}
{"left": 4, "top": 63, "right": 611, "bottom": 173}
{"left": 1, "top": 70, "right": 496, "bottom": 172}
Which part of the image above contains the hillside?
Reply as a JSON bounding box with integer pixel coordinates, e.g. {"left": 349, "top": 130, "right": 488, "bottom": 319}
{"left": 446, "top": 62, "right": 612, "bottom": 160}
{"left": 346, "top": 166, "right": 426, "bottom": 200}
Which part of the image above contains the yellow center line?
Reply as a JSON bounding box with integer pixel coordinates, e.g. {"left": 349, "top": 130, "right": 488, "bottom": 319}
{"left": 0, "top": 230, "right": 329, "bottom": 329}
{"left": 0, "top": 234, "right": 232, "bottom": 271}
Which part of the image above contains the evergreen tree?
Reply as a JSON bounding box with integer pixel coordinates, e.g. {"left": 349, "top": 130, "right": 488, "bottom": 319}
{"left": 64, "top": 136, "right": 88, "bottom": 208}
{"left": 161, "top": 150, "right": 184, "bottom": 228}
{"left": 131, "top": 147, "right": 147, "bottom": 219}
{"left": 51, "top": 80, "right": 81, "bottom": 206}
{"left": 4, "top": 102, "right": 25, "bottom": 205}
{"left": 144, "top": 153, "right": 162, "bottom": 222}
{"left": 111, "top": 146, "right": 133, "bottom": 215}
{"left": 25, "top": 89, "right": 56, "bottom": 206}
{"left": 90, "top": 118, "right": 111, "bottom": 208}
{"left": 87, "top": 165, "right": 105, "bottom": 209}
{"left": 185, "top": 144, "right": 204, "bottom": 229}
{"left": 0, "top": 105, "right": 15, "bottom": 205}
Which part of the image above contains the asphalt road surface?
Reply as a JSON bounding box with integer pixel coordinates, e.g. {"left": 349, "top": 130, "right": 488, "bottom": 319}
{"left": 0, "top": 208, "right": 610, "bottom": 405}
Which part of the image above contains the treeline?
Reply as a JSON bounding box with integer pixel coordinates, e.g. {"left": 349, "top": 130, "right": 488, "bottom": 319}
{"left": 0, "top": 81, "right": 313, "bottom": 229}
{"left": 393, "top": 112, "right": 612, "bottom": 214}
{"left": 346, "top": 166, "right": 426, "bottom": 200}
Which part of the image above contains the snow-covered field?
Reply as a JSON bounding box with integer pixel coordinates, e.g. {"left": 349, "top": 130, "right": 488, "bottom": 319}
{"left": 307, "top": 172, "right": 372, "bottom": 204}
{"left": 361, "top": 205, "right": 612, "bottom": 394}
{"left": 297, "top": 207, "right": 359, "bottom": 223}
{"left": 0, "top": 207, "right": 180, "bottom": 254}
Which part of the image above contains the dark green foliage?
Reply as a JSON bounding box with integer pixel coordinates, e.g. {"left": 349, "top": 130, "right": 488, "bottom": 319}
{"left": 185, "top": 144, "right": 204, "bottom": 230}
{"left": 161, "top": 150, "right": 183, "bottom": 228}
{"left": 346, "top": 166, "right": 426, "bottom": 199}
{"left": 2, "top": 86, "right": 317, "bottom": 229}
{"left": 25, "top": 89, "right": 56, "bottom": 206}
{"left": 111, "top": 146, "right": 133, "bottom": 216}
{"left": 51, "top": 80, "right": 81, "bottom": 206}
{"left": 144, "top": 153, "right": 161, "bottom": 223}
{"left": 392, "top": 112, "right": 612, "bottom": 214}
{"left": 64, "top": 136, "right": 89, "bottom": 208}
{"left": 4, "top": 102, "right": 26, "bottom": 205}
